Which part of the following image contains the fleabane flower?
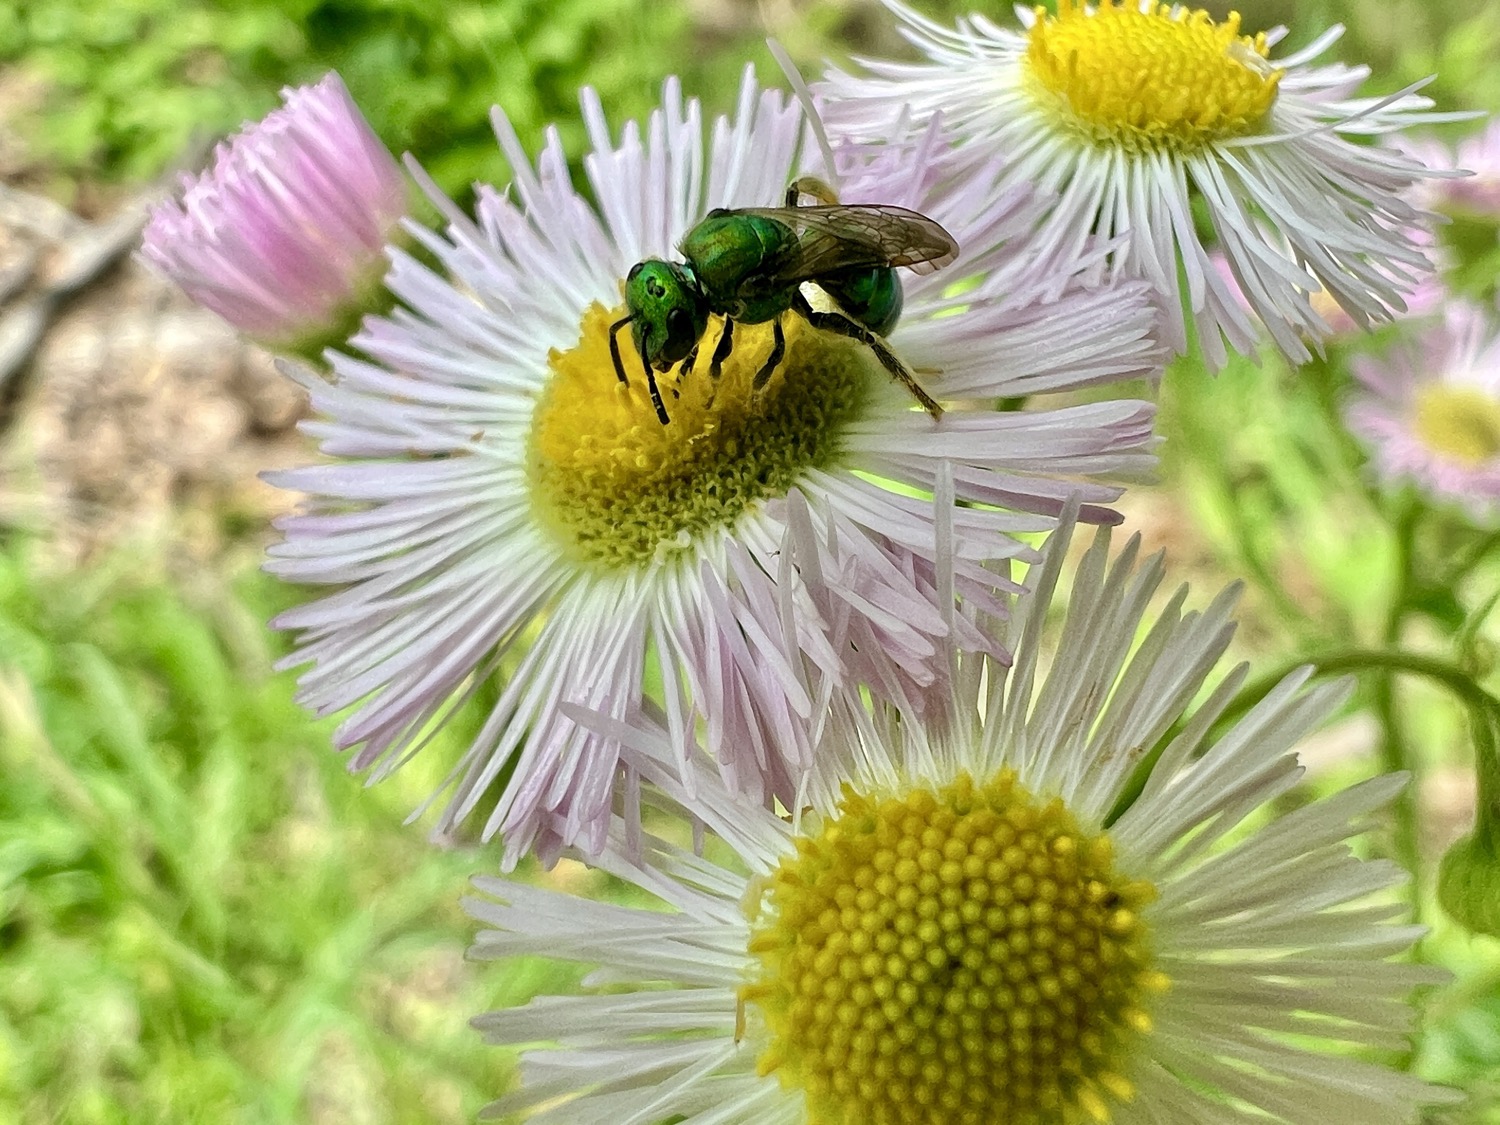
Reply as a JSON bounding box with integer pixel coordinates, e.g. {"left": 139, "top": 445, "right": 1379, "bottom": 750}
{"left": 142, "top": 72, "right": 408, "bottom": 353}
{"left": 264, "top": 71, "right": 1164, "bottom": 862}
{"left": 820, "top": 0, "right": 1454, "bottom": 368}
{"left": 1347, "top": 300, "right": 1500, "bottom": 519}
{"left": 466, "top": 512, "right": 1453, "bottom": 1124}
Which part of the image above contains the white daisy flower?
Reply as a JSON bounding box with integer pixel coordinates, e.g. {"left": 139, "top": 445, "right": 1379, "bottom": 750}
{"left": 266, "top": 71, "right": 1163, "bottom": 863}
{"left": 819, "top": 0, "right": 1458, "bottom": 369}
{"left": 466, "top": 511, "right": 1454, "bottom": 1124}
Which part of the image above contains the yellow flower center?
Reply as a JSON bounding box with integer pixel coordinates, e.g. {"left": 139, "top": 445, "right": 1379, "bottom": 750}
{"left": 742, "top": 771, "right": 1166, "bottom": 1125}
{"left": 528, "top": 302, "right": 876, "bottom": 570}
{"left": 1414, "top": 383, "right": 1500, "bottom": 467}
{"left": 1024, "top": 0, "right": 1282, "bottom": 154}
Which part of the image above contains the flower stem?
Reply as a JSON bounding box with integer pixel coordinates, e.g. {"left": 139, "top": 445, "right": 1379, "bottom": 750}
{"left": 1376, "top": 496, "right": 1420, "bottom": 890}
{"left": 1471, "top": 704, "right": 1500, "bottom": 853}
{"left": 1441, "top": 527, "right": 1500, "bottom": 587}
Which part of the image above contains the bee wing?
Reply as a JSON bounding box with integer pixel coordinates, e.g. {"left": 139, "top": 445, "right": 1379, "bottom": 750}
{"left": 736, "top": 204, "right": 960, "bottom": 280}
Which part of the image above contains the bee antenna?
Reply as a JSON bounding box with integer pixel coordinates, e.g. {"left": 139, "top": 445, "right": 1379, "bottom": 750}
{"left": 767, "top": 38, "right": 840, "bottom": 195}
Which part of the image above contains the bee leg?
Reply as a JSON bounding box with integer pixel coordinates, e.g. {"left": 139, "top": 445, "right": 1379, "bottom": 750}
{"left": 708, "top": 317, "right": 735, "bottom": 381}
{"left": 608, "top": 316, "right": 634, "bottom": 386}
{"left": 680, "top": 340, "right": 701, "bottom": 376}
{"left": 785, "top": 177, "right": 840, "bottom": 207}
{"left": 639, "top": 353, "right": 670, "bottom": 425}
{"left": 753, "top": 314, "right": 786, "bottom": 389}
{"left": 791, "top": 292, "right": 942, "bottom": 419}
{"left": 648, "top": 373, "right": 670, "bottom": 423}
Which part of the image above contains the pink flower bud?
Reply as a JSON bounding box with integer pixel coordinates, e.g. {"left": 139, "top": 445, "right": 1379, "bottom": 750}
{"left": 142, "top": 73, "right": 407, "bottom": 349}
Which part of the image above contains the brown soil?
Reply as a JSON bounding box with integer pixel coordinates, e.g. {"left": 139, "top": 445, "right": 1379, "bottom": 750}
{"left": 0, "top": 209, "right": 309, "bottom": 564}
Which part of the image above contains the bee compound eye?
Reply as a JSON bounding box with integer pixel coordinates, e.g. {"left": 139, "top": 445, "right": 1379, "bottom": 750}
{"left": 626, "top": 262, "right": 644, "bottom": 281}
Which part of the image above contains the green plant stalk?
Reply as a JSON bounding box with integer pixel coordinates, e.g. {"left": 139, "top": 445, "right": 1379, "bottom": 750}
{"left": 1377, "top": 496, "right": 1421, "bottom": 896}
{"left": 1437, "top": 710, "right": 1500, "bottom": 938}
{"left": 1440, "top": 527, "right": 1500, "bottom": 588}
{"left": 1471, "top": 706, "right": 1500, "bottom": 854}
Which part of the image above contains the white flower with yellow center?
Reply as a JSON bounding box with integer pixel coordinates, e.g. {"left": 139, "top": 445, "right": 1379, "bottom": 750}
{"left": 467, "top": 515, "right": 1453, "bottom": 1124}
{"left": 1348, "top": 300, "right": 1500, "bottom": 520}
{"left": 266, "top": 72, "right": 1164, "bottom": 862}
{"left": 820, "top": 0, "right": 1454, "bottom": 368}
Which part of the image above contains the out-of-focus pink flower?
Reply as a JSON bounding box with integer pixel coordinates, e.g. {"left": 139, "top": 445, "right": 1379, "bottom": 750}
{"left": 1404, "top": 121, "right": 1500, "bottom": 217}
{"left": 1347, "top": 301, "right": 1500, "bottom": 520}
{"left": 142, "top": 73, "right": 407, "bottom": 349}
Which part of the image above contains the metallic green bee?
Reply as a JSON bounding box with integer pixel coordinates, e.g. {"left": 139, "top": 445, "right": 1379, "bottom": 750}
{"left": 610, "top": 177, "right": 959, "bottom": 424}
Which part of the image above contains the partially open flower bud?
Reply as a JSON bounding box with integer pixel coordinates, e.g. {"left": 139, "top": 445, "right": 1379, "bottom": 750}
{"left": 142, "top": 72, "right": 407, "bottom": 356}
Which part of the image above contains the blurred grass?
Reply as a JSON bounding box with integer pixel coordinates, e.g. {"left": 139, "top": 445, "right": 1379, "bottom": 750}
{"left": 0, "top": 0, "right": 716, "bottom": 203}
{"left": 0, "top": 541, "right": 591, "bottom": 1122}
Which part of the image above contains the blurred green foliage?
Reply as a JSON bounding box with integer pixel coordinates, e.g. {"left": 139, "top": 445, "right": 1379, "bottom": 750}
{"left": 2, "top": 0, "right": 1494, "bottom": 204}
{"left": 0, "top": 0, "right": 745, "bottom": 199}
{"left": 0, "top": 543, "right": 582, "bottom": 1122}
{"left": 1148, "top": 340, "right": 1500, "bottom": 1122}
{"left": 1264, "top": 0, "right": 1500, "bottom": 112}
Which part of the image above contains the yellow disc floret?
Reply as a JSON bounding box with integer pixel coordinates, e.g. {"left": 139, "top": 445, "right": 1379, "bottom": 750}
{"left": 1414, "top": 384, "right": 1500, "bottom": 467}
{"left": 528, "top": 302, "right": 875, "bottom": 570}
{"left": 1025, "top": 0, "right": 1282, "bottom": 154}
{"left": 742, "top": 771, "right": 1166, "bottom": 1125}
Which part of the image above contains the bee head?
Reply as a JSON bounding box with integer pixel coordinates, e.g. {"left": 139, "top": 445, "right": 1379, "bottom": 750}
{"left": 624, "top": 259, "right": 709, "bottom": 370}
